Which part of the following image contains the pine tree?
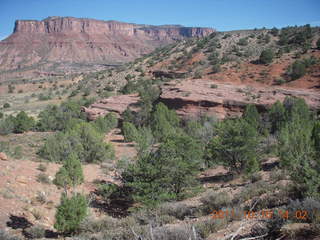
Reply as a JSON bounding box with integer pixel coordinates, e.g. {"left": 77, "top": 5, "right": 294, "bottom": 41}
{"left": 54, "top": 152, "right": 84, "bottom": 189}
{"left": 54, "top": 193, "right": 87, "bottom": 234}
{"left": 122, "top": 122, "right": 139, "bottom": 142}
{"left": 208, "top": 118, "right": 259, "bottom": 174}
{"left": 268, "top": 100, "right": 286, "bottom": 133}
{"left": 243, "top": 104, "right": 260, "bottom": 130}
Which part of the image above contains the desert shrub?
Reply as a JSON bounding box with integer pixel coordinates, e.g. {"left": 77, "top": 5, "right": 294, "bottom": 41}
{"left": 193, "top": 70, "right": 202, "bottom": 79}
{"left": 200, "top": 190, "right": 232, "bottom": 214}
{"left": 235, "top": 181, "right": 271, "bottom": 202}
{"left": 36, "top": 173, "right": 51, "bottom": 184}
{"left": 158, "top": 202, "right": 193, "bottom": 220}
{"left": 287, "top": 60, "right": 306, "bottom": 80}
{"left": 0, "top": 230, "right": 22, "bottom": 240}
{"left": 13, "top": 111, "right": 35, "bottom": 133}
{"left": 211, "top": 64, "right": 221, "bottom": 73}
{"left": 92, "top": 113, "right": 118, "bottom": 133}
{"left": 37, "top": 100, "right": 86, "bottom": 131}
{"left": 37, "top": 163, "right": 47, "bottom": 172}
{"left": 0, "top": 116, "right": 15, "bottom": 135}
{"left": 152, "top": 225, "right": 194, "bottom": 240}
{"left": 0, "top": 112, "right": 3, "bottom": 119}
{"left": 54, "top": 152, "right": 84, "bottom": 188}
{"left": 38, "top": 122, "right": 114, "bottom": 163}
{"left": 24, "top": 225, "right": 46, "bottom": 239}
{"left": 317, "top": 38, "right": 320, "bottom": 50}
{"left": 237, "top": 38, "right": 248, "bottom": 46}
{"left": 195, "top": 218, "right": 228, "bottom": 238}
{"left": 3, "top": 103, "right": 10, "bottom": 108}
{"left": 259, "top": 49, "right": 274, "bottom": 64}
{"left": 12, "top": 146, "right": 23, "bottom": 159}
{"left": 54, "top": 193, "right": 88, "bottom": 234}
{"left": 210, "top": 84, "right": 218, "bottom": 88}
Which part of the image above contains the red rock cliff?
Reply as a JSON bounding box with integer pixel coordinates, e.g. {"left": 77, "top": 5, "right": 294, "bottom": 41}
{"left": 0, "top": 17, "right": 214, "bottom": 72}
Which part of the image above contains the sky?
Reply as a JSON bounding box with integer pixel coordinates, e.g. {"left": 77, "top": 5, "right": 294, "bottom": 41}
{"left": 0, "top": 0, "right": 320, "bottom": 40}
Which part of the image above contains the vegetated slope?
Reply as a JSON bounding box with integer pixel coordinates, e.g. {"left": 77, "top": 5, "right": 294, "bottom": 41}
{"left": 79, "top": 25, "right": 320, "bottom": 119}
{"left": 0, "top": 16, "right": 214, "bottom": 80}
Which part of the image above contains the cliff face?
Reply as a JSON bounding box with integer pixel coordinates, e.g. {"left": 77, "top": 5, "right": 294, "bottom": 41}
{"left": 0, "top": 17, "right": 214, "bottom": 73}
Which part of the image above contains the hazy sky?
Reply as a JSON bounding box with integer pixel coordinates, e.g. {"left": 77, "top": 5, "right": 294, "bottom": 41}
{"left": 0, "top": 0, "right": 319, "bottom": 40}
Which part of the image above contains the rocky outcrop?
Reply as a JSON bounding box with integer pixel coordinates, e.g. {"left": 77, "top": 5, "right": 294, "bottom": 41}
{"left": 152, "top": 70, "right": 189, "bottom": 79}
{"left": 159, "top": 79, "right": 320, "bottom": 119}
{"left": 0, "top": 17, "right": 214, "bottom": 74}
{"left": 0, "top": 152, "right": 8, "bottom": 161}
{"left": 82, "top": 94, "right": 140, "bottom": 120}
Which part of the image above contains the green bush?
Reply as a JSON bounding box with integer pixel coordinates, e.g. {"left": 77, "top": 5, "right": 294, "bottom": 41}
{"left": 54, "top": 193, "right": 88, "bottom": 234}
{"left": 122, "top": 122, "right": 139, "bottom": 142}
{"left": 288, "top": 60, "right": 306, "bottom": 80}
{"left": 0, "top": 116, "right": 15, "bottom": 135}
{"left": 259, "top": 49, "right": 274, "bottom": 64}
{"left": 54, "top": 152, "right": 84, "bottom": 188}
{"left": 3, "top": 103, "right": 10, "bottom": 108}
{"left": 24, "top": 225, "right": 46, "bottom": 239}
{"left": 38, "top": 122, "right": 114, "bottom": 163}
{"left": 36, "top": 173, "right": 51, "bottom": 184}
{"left": 237, "top": 38, "right": 248, "bottom": 46}
{"left": 211, "top": 64, "right": 221, "bottom": 73}
{"left": 13, "top": 111, "right": 35, "bottom": 133}
{"left": 268, "top": 100, "right": 286, "bottom": 133}
{"left": 92, "top": 113, "right": 118, "bottom": 133}
{"left": 208, "top": 118, "right": 259, "bottom": 173}
{"left": 37, "top": 100, "right": 86, "bottom": 131}
{"left": 123, "top": 133, "right": 203, "bottom": 205}
{"left": 151, "top": 103, "right": 180, "bottom": 141}
{"left": 243, "top": 104, "right": 260, "bottom": 130}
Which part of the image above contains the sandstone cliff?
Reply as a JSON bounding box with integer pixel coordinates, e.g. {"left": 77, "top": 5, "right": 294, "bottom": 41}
{"left": 0, "top": 17, "right": 214, "bottom": 74}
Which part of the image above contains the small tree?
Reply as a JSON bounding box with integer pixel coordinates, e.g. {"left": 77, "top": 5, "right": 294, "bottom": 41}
{"left": 151, "top": 103, "right": 180, "bottom": 141}
{"left": 54, "top": 193, "right": 87, "bottom": 234}
{"left": 259, "top": 49, "right": 274, "bottom": 64}
{"left": 208, "top": 118, "right": 259, "bottom": 174}
{"left": 13, "top": 111, "right": 35, "bottom": 133}
{"left": 268, "top": 100, "right": 286, "bottom": 133}
{"left": 288, "top": 61, "right": 306, "bottom": 80}
{"left": 122, "top": 122, "right": 139, "bottom": 142}
{"left": 54, "top": 152, "right": 84, "bottom": 189}
{"left": 243, "top": 104, "right": 260, "bottom": 130}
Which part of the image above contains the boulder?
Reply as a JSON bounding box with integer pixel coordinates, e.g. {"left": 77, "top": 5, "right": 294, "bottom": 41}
{"left": 0, "top": 152, "right": 8, "bottom": 161}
